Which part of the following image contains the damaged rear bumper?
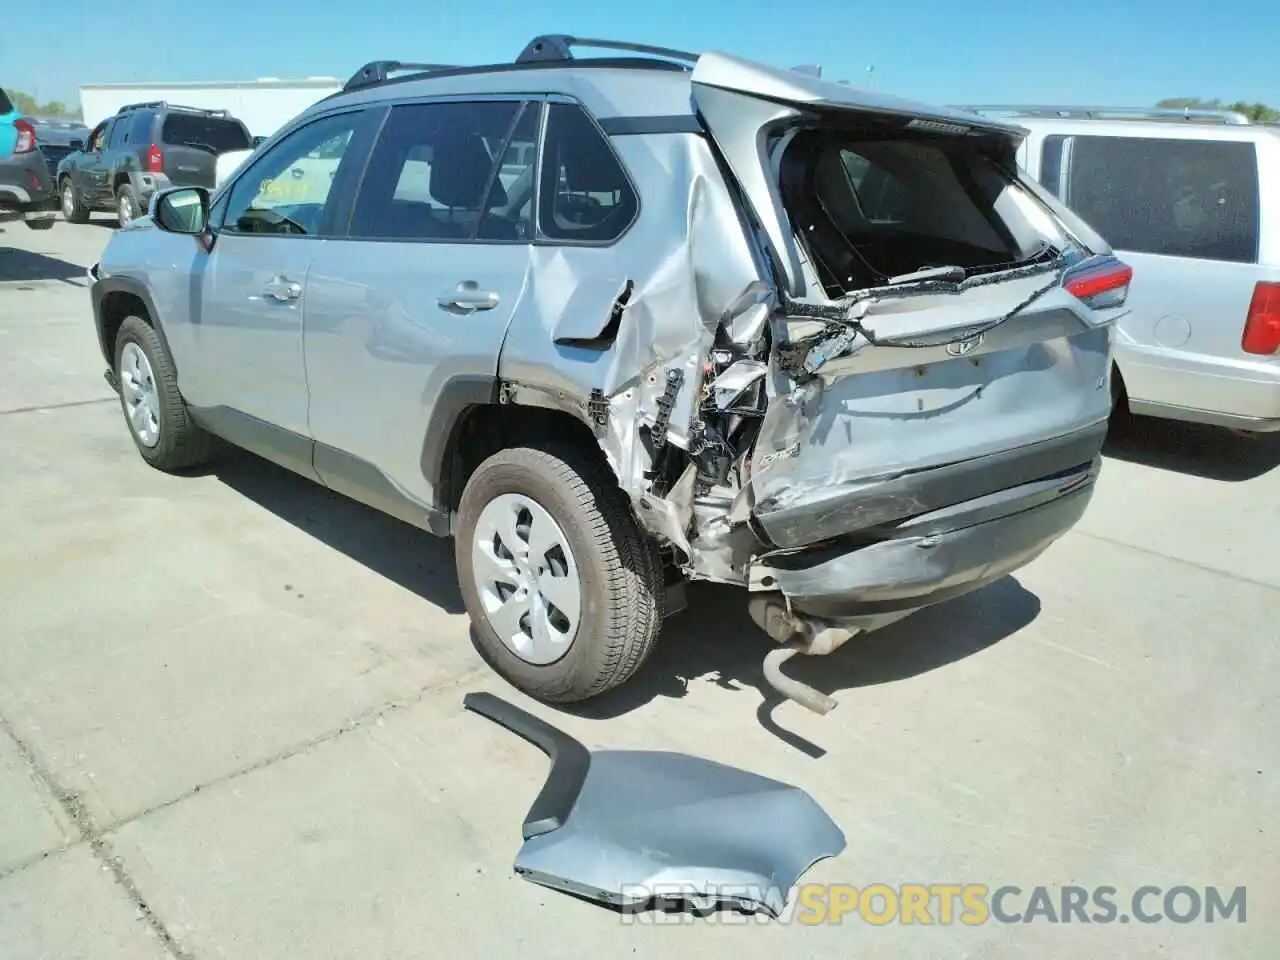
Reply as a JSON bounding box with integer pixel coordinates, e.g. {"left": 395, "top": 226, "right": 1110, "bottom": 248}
{"left": 753, "top": 419, "right": 1109, "bottom": 550}
{"left": 753, "top": 456, "right": 1100, "bottom": 624}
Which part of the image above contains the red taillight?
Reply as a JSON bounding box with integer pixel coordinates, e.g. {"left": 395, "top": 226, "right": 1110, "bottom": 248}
{"left": 146, "top": 143, "right": 163, "bottom": 172}
{"left": 1064, "top": 258, "right": 1133, "bottom": 311}
{"left": 13, "top": 118, "right": 36, "bottom": 154}
{"left": 1242, "top": 281, "right": 1280, "bottom": 356}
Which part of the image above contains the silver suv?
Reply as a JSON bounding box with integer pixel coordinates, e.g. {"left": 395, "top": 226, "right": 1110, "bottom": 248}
{"left": 88, "top": 37, "right": 1131, "bottom": 714}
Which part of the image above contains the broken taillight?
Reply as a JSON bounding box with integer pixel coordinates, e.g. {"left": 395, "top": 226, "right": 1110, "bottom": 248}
{"left": 13, "top": 118, "right": 36, "bottom": 154}
{"left": 1064, "top": 258, "right": 1133, "bottom": 311}
{"left": 1241, "top": 281, "right": 1280, "bottom": 356}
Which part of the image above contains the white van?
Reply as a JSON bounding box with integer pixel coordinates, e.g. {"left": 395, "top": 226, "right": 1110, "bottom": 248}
{"left": 960, "top": 106, "right": 1280, "bottom": 434}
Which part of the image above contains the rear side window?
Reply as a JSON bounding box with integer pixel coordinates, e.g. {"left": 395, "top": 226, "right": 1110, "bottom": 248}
{"left": 781, "top": 132, "right": 1060, "bottom": 294}
{"left": 1063, "top": 135, "right": 1259, "bottom": 263}
{"left": 161, "top": 113, "right": 252, "bottom": 153}
{"left": 349, "top": 99, "right": 535, "bottom": 242}
{"left": 0, "top": 88, "right": 13, "bottom": 114}
{"left": 129, "top": 111, "right": 152, "bottom": 144}
{"left": 107, "top": 120, "right": 128, "bottom": 150}
{"left": 538, "top": 103, "right": 638, "bottom": 243}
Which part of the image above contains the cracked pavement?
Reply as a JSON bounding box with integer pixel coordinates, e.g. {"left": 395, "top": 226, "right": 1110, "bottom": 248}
{"left": 1, "top": 218, "right": 1278, "bottom": 958}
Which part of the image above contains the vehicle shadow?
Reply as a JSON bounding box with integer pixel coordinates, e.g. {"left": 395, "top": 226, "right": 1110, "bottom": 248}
{"left": 205, "top": 447, "right": 1039, "bottom": 756}
{"left": 0, "top": 245, "right": 87, "bottom": 284}
{"left": 1104, "top": 411, "right": 1280, "bottom": 482}
{"left": 208, "top": 449, "right": 465, "bottom": 614}
{"left": 552, "top": 575, "right": 1040, "bottom": 757}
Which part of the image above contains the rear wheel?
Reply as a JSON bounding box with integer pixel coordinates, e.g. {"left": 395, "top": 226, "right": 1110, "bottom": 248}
{"left": 113, "top": 315, "right": 218, "bottom": 471}
{"left": 455, "top": 444, "right": 664, "bottom": 703}
{"left": 116, "top": 185, "right": 141, "bottom": 227}
{"left": 61, "top": 178, "right": 89, "bottom": 223}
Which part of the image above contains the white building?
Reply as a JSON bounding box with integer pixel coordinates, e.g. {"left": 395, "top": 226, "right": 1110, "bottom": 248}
{"left": 78, "top": 77, "right": 343, "bottom": 139}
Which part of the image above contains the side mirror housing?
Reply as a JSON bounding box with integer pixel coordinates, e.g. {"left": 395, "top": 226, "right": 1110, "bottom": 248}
{"left": 152, "top": 186, "right": 211, "bottom": 236}
{"left": 69, "top": 138, "right": 85, "bottom": 151}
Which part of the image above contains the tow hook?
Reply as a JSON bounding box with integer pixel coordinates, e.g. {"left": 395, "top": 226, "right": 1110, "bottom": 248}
{"left": 748, "top": 595, "right": 858, "bottom": 716}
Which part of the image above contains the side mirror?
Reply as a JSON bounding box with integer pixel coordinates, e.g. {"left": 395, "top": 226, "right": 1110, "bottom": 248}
{"left": 69, "top": 138, "right": 85, "bottom": 152}
{"left": 153, "top": 186, "right": 211, "bottom": 236}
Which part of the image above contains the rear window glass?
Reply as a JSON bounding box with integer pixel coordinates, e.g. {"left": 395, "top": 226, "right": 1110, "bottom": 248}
{"left": 537, "top": 103, "right": 638, "bottom": 243}
{"left": 161, "top": 114, "right": 251, "bottom": 152}
{"left": 0, "top": 88, "right": 13, "bottom": 114}
{"left": 782, "top": 133, "right": 1062, "bottom": 294}
{"left": 1063, "top": 135, "right": 1259, "bottom": 264}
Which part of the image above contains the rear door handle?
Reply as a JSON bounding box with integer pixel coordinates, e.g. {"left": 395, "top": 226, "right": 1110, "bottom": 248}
{"left": 264, "top": 276, "right": 302, "bottom": 302}
{"left": 438, "top": 280, "right": 499, "bottom": 313}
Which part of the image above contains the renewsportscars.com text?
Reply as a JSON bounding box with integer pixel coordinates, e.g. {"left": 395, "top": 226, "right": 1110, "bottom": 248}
{"left": 620, "top": 883, "right": 1248, "bottom": 926}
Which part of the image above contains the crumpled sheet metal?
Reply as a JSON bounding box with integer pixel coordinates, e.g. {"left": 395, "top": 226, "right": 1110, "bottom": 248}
{"left": 496, "top": 132, "right": 767, "bottom": 546}
{"left": 745, "top": 288, "right": 1114, "bottom": 544}
{"left": 464, "top": 691, "right": 846, "bottom": 918}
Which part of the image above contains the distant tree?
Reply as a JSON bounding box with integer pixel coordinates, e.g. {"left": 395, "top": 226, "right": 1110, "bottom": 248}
{"left": 2, "top": 88, "right": 81, "bottom": 119}
{"left": 1157, "top": 97, "right": 1279, "bottom": 122}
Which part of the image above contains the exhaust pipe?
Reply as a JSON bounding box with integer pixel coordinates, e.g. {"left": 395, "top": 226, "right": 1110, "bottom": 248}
{"left": 749, "top": 595, "right": 857, "bottom": 716}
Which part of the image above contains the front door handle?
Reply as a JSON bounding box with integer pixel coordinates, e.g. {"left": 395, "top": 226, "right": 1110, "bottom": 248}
{"left": 438, "top": 280, "right": 499, "bottom": 313}
{"left": 264, "top": 276, "right": 302, "bottom": 302}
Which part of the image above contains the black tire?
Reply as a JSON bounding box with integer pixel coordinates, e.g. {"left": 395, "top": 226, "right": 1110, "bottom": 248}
{"left": 24, "top": 217, "right": 55, "bottom": 231}
{"left": 456, "top": 444, "right": 665, "bottom": 703}
{"left": 116, "top": 184, "right": 141, "bottom": 227}
{"left": 60, "top": 177, "right": 90, "bottom": 223}
{"left": 113, "top": 315, "right": 218, "bottom": 471}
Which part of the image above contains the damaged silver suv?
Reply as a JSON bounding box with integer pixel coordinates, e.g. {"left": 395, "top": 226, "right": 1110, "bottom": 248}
{"left": 88, "top": 36, "right": 1131, "bottom": 714}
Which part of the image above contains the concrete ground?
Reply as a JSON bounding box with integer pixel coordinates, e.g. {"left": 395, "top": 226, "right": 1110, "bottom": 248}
{"left": 1, "top": 215, "right": 1277, "bottom": 959}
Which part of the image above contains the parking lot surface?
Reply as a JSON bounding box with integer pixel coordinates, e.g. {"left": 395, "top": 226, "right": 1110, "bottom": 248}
{"left": 2, "top": 217, "right": 1278, "bottom": 958}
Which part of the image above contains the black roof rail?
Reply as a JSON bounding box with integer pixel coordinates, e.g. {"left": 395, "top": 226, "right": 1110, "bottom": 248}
{"left": 344, "top": 60, "right": 461, "bottom": 92}
{"left": 116, "top": 100, "right": 231, "bottom": 118}
{"left": 515, "top": 35, "right": 698, "bottom": 66}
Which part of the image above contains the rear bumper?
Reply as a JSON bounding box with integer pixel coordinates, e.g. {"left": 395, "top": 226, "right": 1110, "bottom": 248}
{"left": 1117, "top": 342, "right": 1280, "bottom": 430}
{"left": 0, "top": 151, "right": 58, "bottom": 221}
{"left": 755, "top": 460, "right": 1098, "bottom": 625}
{"left": 752, "top": 419, "right": 1110, "bottom": 550}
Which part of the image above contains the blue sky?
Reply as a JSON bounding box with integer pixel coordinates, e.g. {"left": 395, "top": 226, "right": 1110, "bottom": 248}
{"left": 5, "top": 0, "right": 1277, "bottom": 109}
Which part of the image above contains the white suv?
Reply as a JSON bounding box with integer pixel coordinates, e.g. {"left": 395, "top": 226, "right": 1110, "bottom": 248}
{"left": 962, "top": 105, "right": 1280, "bottom": 433}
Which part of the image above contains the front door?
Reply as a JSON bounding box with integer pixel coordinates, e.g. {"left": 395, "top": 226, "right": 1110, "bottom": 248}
{"left": 79, "top": 120, "right": 112, "bottom": 203}
{"left": 190, "top": 108, "right": 378, "bottom": 456}
{"left": 302, "top": 98, "right": 541, "bottom": 512}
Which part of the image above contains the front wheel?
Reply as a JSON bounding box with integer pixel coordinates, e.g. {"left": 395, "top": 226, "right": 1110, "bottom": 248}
{"left": 113, "top": 315, "right": 218, "bottom": 471}
{"left": 455, "top": 444, "right": 665, "bottom": 703}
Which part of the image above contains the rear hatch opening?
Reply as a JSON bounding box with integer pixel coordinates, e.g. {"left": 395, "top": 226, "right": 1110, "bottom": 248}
{"left": 779, "top": 121, "right": 1067, "bottom": 301}
{"left": 159, "top": 112, "right": 254, "bottom": 187}
{"left": 730, "top": 114, "right": 1128, "bottom": 552}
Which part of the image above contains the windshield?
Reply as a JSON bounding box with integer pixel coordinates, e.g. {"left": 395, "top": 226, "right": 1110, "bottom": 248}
{"left": 161, "top": 113, "right": 251, "bottom": 152}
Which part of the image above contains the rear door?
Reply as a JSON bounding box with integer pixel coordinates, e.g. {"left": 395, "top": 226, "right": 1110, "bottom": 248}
{"left": 688, "top": 54, "right": 1127, "bottom": 546}
{"left": 159, "top": 111, "right": 253, "bottom": 188}
{"left": 302, "top": 96, "right": 540, "bottom": 512}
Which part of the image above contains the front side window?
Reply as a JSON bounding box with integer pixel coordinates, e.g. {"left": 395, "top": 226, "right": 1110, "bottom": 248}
{"left": 87, "top": 123, "right": 107, "bottom": 152}
{"left": 349, "top": 99, "right": 535, "bottom": 242}
{"left": 538, "top": 102, "right": 638, "bottom": 243}
{"left": 1064, "top": 135, "right": 1259, "bottom": 263}
{"left": 221, "top": 111, "right": 365, "bottom": 237}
